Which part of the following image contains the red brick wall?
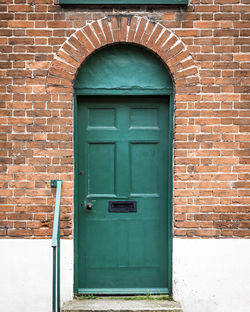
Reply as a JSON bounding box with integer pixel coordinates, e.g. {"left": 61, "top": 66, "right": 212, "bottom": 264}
{"left": 0, "top": 0, "right": 249, "bottom": 238}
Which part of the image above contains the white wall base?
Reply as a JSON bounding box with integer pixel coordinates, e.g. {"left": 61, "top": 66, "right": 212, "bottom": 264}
{"left": 173, "top": 238, "right": 250, "bottom": 312}
{"left": 0, "top": 239, "right": 73, "bottom": 312}
{"left": 1, "top": 239, "right": 250, "bottom": 312}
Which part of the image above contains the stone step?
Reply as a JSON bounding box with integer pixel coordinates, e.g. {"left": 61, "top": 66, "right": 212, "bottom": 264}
{"left": 62, "top": 298, "right": 183, "bottom": 312}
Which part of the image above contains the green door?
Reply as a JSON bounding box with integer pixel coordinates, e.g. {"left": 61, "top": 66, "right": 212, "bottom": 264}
{"left": 76, "top": 96, "right": 170, "bottom": 294}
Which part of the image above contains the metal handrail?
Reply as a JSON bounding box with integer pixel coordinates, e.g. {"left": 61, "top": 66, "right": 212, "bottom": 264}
{"left": 51, "top": 180, "right": 63, "bottom": 312}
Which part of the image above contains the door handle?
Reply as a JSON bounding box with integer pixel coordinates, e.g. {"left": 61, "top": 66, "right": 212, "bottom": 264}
{"left": 86, "top": 203, "right": 93, "bottom": 211}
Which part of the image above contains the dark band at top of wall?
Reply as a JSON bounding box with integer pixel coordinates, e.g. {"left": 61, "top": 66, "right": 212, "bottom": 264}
{"left": 59, "top": 0, "right": 188, "bottom": 5}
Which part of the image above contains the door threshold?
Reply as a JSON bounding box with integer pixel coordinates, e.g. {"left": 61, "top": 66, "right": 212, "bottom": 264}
{"left": 77, "top": 288, "right": 169, "bottom": 295}
{"left": 62, "top": 297, "right": 182, "bottom": 312}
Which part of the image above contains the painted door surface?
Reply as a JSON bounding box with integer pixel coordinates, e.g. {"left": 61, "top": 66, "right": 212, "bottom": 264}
{"left": 77, "top": 96, "right": 169, "bottom": 294}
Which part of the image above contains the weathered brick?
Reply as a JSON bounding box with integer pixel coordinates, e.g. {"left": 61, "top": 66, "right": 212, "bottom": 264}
{"left": 0, "top": 3, "right": 249, "bottom": 240}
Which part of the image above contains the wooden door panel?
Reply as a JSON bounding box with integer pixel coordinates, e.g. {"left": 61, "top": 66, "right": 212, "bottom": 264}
{"left": 77, "top": 96, "right": 169, "bottom": 294}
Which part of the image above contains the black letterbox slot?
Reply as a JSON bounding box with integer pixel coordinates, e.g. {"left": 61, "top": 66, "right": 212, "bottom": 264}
{"left": 108, "top": 201, "right": 137, "bottom": 213}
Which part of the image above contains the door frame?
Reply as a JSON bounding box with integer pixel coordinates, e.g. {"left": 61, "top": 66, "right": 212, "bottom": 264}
{"left": 73, "top": 37, "right": 174, "bottom": 297}
{"left": 73, "top": 90, "right": 174, "bottom": 295}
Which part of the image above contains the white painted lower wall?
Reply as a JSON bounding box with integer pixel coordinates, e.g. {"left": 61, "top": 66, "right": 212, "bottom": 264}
{"left": 173, "top": 238, "right": 250, "bottom": 312}
{"left": 0, "top": 239, "right": 73, "bottom": 312}
{"left": 1, "top": 239, "right": 250, "bottom": 312}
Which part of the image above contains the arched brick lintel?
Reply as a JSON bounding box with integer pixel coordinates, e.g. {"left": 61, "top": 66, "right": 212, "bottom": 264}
{"left": 47, "top": 15, "right": 200, "bottom": 94}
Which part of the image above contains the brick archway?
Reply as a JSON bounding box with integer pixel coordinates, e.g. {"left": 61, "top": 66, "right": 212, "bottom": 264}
{"left": 46, "top": 15, "right": 200, "bottom": 240}
{"left": 47, "top": 15, "right": 199, "bottom": 95}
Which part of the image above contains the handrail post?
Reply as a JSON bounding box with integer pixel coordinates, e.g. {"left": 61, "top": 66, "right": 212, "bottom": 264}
{"left": 51, "top": 180, "right": 63, "bottom": 312}
{"left": 57, "top": 209, "right": 60, "bottom": 312}
{"left": 52, "top": 247, "right": 57, "bottom": 312}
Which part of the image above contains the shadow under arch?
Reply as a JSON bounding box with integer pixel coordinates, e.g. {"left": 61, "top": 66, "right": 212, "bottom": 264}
{"left": 74, "top": 43, "right": 174, "bottom": 95}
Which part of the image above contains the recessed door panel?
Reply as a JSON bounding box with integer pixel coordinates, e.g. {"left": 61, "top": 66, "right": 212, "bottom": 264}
{"left": 88, "top": 143, "right": 115, "bottom": 195}
{"left": 130, "top": 108, "right": 159, "bottom": 128}
{"left": 130, "top": 143, "right": 158, "bottom": 195}
{"left": 88, "top": 108, "right": 116, "bottom": 128}
{"left": 77, "top": 96, "right": 169, "bottom": 294}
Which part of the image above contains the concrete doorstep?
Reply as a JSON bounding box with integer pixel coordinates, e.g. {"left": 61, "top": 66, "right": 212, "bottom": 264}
{"left": 62, "top": 298, "right": 183, "bottom": 312}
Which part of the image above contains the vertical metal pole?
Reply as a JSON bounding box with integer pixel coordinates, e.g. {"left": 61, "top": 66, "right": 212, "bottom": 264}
{"left": 51, "top": 180, "right": 62, "bottom": 312}
{"left": 52, "top": 247, "right": 56, "bottom": 312}
{"left": 57, "top": 212, "right": 60, "bottom": 312}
